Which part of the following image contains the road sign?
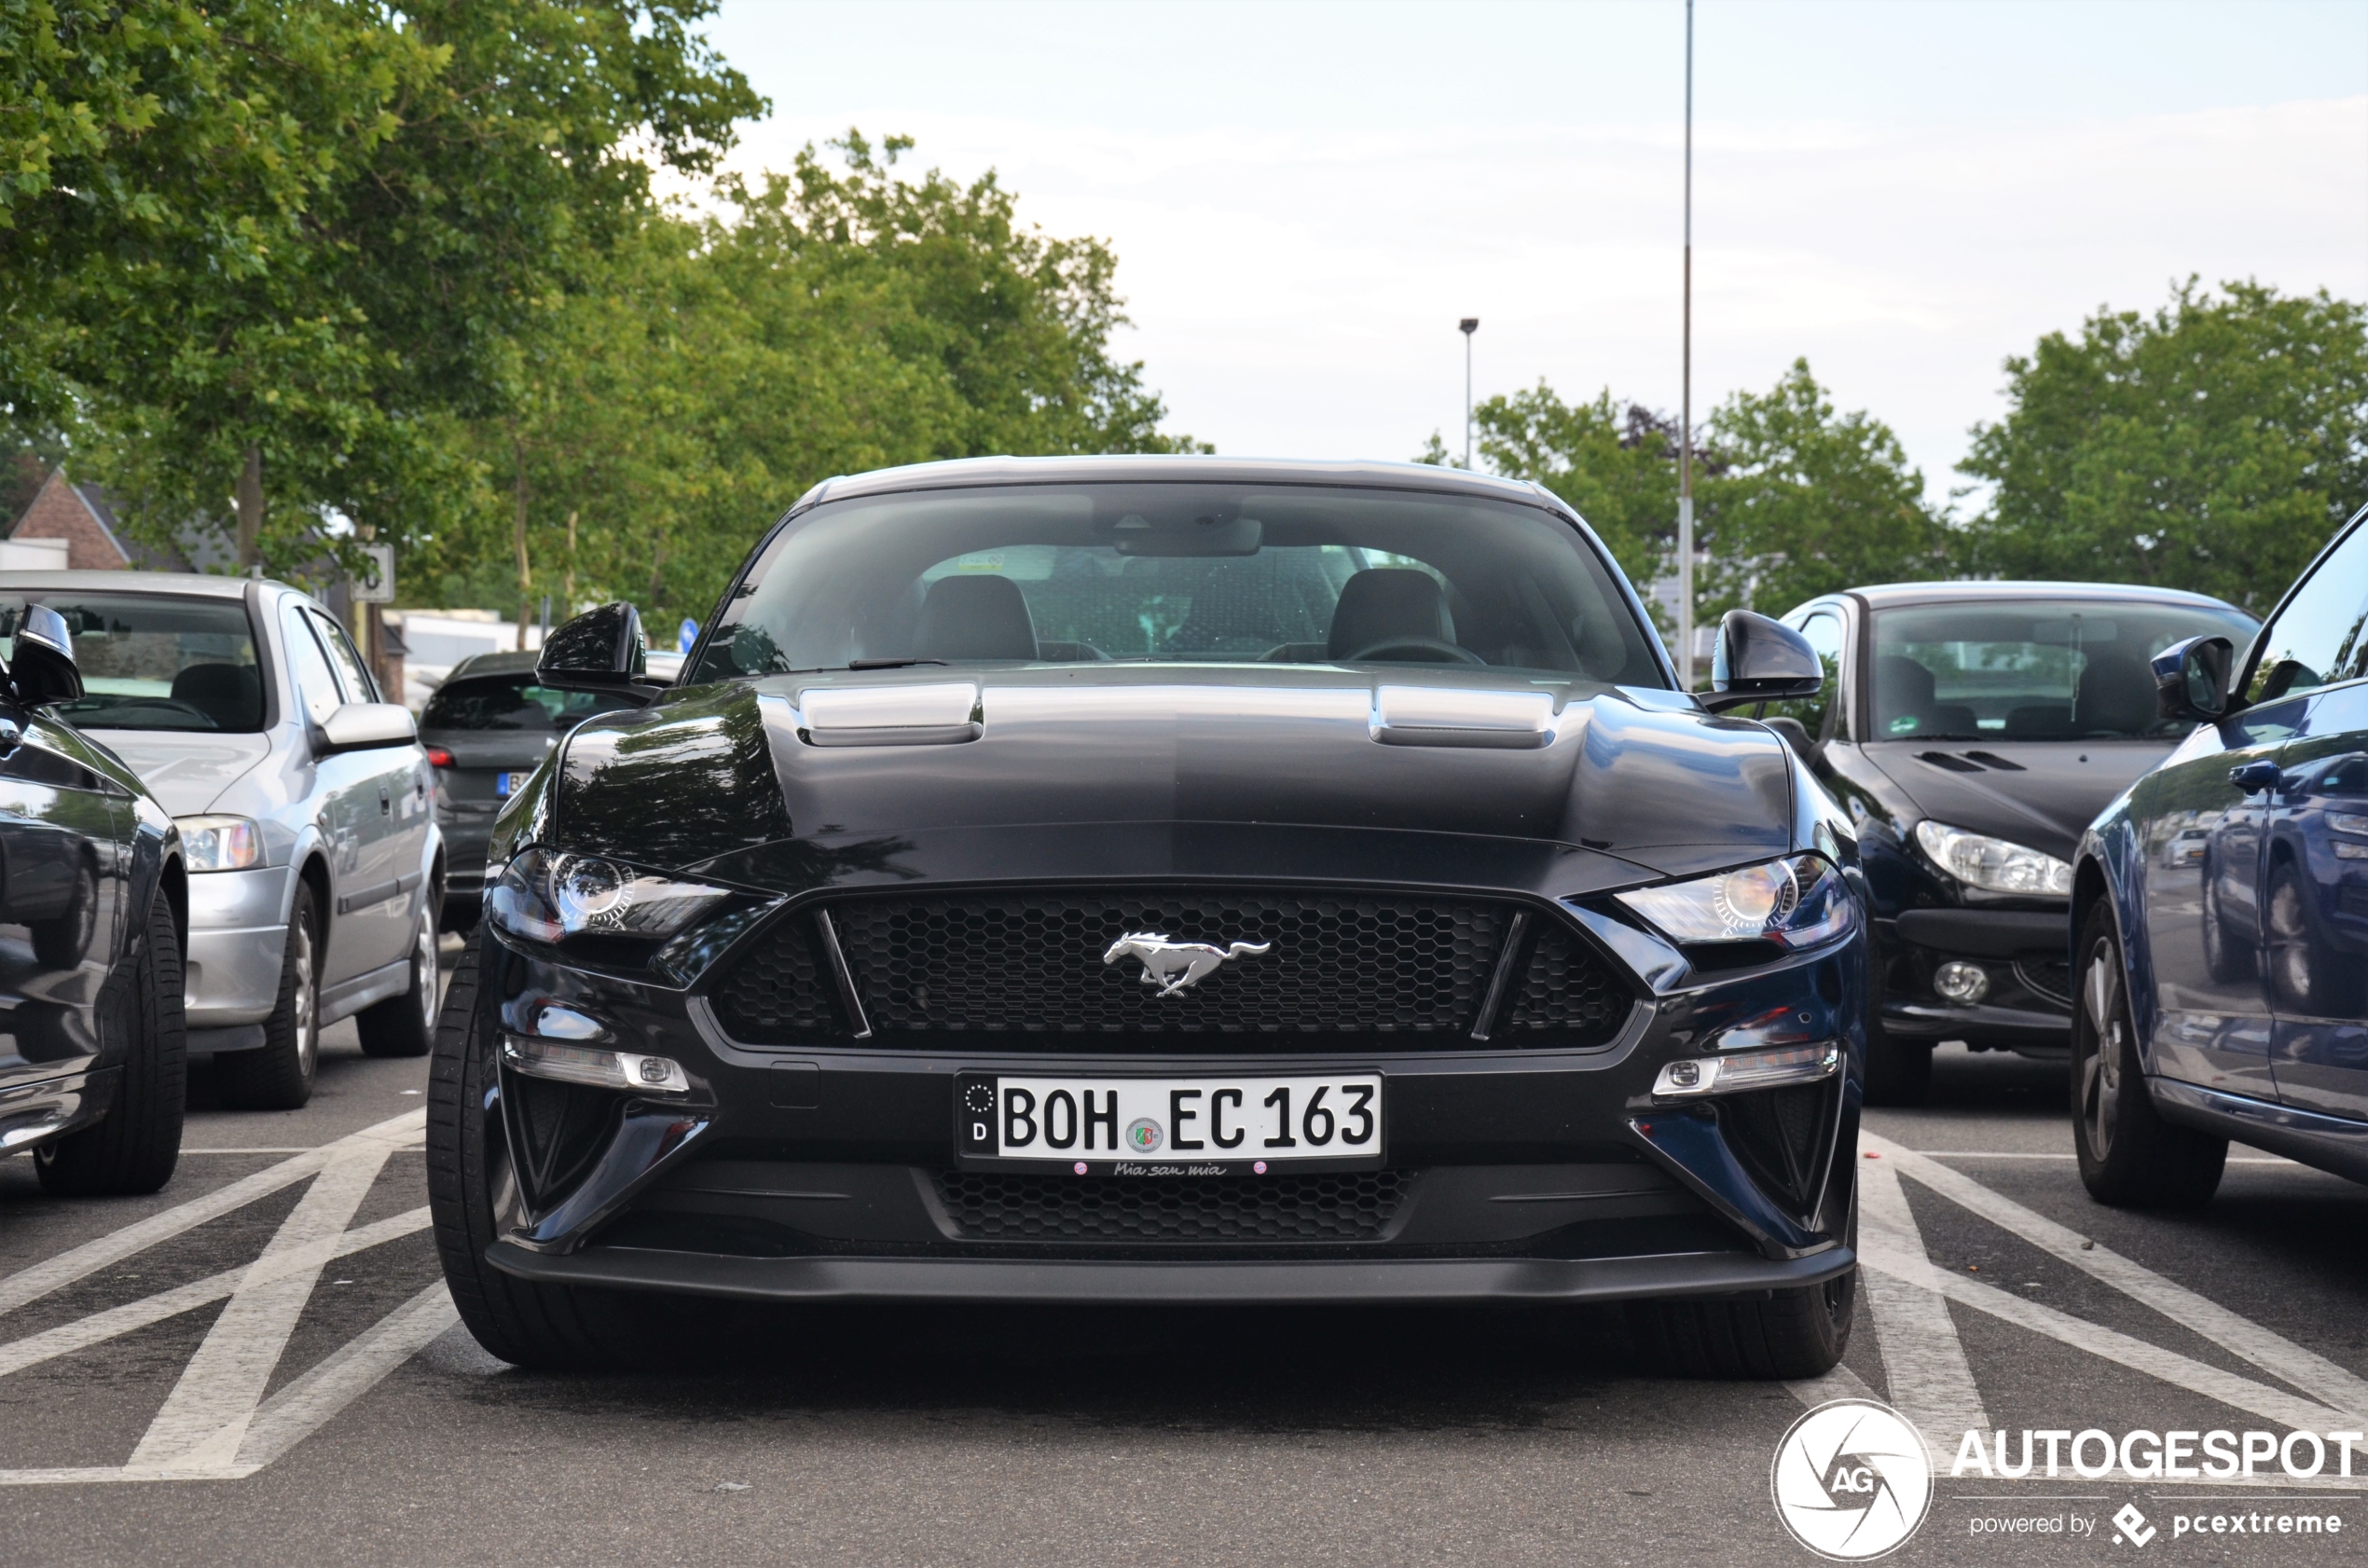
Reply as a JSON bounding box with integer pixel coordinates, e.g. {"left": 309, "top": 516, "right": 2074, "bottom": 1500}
{"left": 679, "top": 616, "right": 699, "bottom": 653}
{"left": 352, "top": 543, "right": 395, "bottom": 603}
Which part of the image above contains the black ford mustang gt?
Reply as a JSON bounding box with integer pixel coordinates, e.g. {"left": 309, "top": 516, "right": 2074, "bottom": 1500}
{"left": 426, "top": 457, "right": 1869, "bottom": 1378}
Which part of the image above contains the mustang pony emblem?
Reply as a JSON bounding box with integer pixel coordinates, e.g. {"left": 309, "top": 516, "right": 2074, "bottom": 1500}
{"left": 1102, "top": 931, "right": 1273, "bottom": 997}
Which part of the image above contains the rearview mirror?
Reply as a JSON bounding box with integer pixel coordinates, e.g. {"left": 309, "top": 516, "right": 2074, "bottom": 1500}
{"left": 1700, "top": 611, "right": 1824, "bottom": 714}
{"left": 8, "top": 603, "right": 84, "bottom": 708}
{"left": 537, "top": 602, "right": 665, "bottom": 704}
{"left": 316, "top": 702, "right": 417, "bottom": 755}
{"left": 2153, "top": 635, "right": 2234, "bottom": 722}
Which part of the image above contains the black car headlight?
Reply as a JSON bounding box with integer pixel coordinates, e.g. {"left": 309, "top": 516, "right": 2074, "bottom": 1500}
{"left": 489, "top": 847, "right": 731, "bottom": 947}
{"left": 1615, "top": 853, "right": 1855, "bottom": 950}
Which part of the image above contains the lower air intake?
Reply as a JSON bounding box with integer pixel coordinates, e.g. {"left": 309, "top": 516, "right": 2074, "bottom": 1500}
{"left": 932, "top": 1168, "right": 1414, "bottom": 1242}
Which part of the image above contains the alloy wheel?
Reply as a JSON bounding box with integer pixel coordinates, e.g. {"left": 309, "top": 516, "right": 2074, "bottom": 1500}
{"left": 293, "top": 918, "right": 318, "bottom": 1075}
{"left": 2079, "top": 942, "right": 2123, "bottom": 1161}
{"left": 416, "top": 911, "right": 440, "bottom": 1035}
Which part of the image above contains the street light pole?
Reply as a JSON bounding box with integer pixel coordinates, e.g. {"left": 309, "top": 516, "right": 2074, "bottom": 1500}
{"left": 1459, "top": 317, "right": 1480, "bottom": 468}
{"left": 1676, "top": 0, "right": 1695, "bottom": 689}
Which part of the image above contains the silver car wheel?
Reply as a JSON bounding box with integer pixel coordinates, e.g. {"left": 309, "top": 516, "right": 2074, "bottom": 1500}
{"left": 2080, "top": 943, "right": 2123, "bottom": 1161}
{"left": 292, "top": 915, "right": 318, "bottom": 1075}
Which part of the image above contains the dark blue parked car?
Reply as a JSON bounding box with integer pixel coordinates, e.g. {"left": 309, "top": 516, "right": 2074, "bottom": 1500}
{"left": 2072, "top": 502, "right": 2368, "bottom": 1204}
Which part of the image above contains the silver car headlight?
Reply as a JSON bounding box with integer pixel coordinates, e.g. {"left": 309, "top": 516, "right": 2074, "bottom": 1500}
{"left": 487, "top": 847, "right": 729, "bottom": 946}
{"left": 1616, "top": 853, "right": 1855, "bottom": 949}
{"left": 1913, "top": 819, "right": 2072, "bottom": 896}
{"left": 176, "top": 815, "right": 262, "bottom": 873}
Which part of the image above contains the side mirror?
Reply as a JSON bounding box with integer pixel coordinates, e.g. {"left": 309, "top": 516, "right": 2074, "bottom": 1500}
{"left": 1700, "top": 610, "right": 1824, "bottom": 714}
{"left": 8, "top": 603, "right": 84, "bottom": 708}
{"left": 2153, "top": 635, "right": 2234, "bottom": 722}
{"left": 537, "top": 602, "right": 664, "bottom": 704}
{"left": 316, "top": 702, "right": 418, "bottom": 755}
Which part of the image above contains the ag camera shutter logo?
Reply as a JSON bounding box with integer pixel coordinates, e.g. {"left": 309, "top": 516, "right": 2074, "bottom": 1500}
{"left": 1770, "top": 1399, "right": 1934, "bottom": 1560}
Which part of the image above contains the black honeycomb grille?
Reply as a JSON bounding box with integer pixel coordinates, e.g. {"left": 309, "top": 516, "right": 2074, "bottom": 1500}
{"left": 831, "top": 891, "right": 1507, "bottom": 1036}
{"left": 1502, "top": 921, "right": 1631, "bottom": 1038}
{"left": 932, "top": 1168, "right": 1413, "bottom": 1242}
{"left": 711, "top": 917, "right": 839, "bottom": 1041}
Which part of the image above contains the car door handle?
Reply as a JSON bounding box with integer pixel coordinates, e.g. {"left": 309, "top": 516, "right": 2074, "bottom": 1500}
{"left": 2228, "top": 760, "right": 2284, "bottom": 793}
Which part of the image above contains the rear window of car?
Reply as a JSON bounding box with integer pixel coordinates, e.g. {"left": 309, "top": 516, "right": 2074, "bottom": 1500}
{"left": 420, "top": 675, "right": 639, "bottom": 733}
{"left": 1871, "top": 599, "right": 2260, "bottom": 741}
{"left": 0, "top": 594, "right": 265, "bottom": 732}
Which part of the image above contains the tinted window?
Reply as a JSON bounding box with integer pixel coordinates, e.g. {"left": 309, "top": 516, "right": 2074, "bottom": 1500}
{"left": 0, "top": 594, "right": 264, "bottom": 733}
{"left": 1871, "top": 599, "right": 2259, "bottom": 741}
{"left": 689, "top": 484, "right": 1664, "bottom": 687}
{"left": 421, "top": 676, "right": 640, "bottom": 732}
{"left": 2244, "top": 524, "right": 2368, "bottom": 707}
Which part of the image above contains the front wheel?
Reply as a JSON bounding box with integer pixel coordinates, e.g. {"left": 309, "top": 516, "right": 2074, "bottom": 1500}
{"left": 2071, "top": 902, "right": 2224, "bottom": 1208}
{"left": 1628, "top": 1184, "right": 1858, "bottom": 1380}
{"left": 358, "top": 900, "right": 438, "bottom": 1058}
{"left": 36, "top": 887, "right": 186, "bottom": 1196}
{"left": 216, "top": 881, "right": 321, "bottom": 1110}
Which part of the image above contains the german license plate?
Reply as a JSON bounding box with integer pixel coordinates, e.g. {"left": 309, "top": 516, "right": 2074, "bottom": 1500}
{"left": 494, "top": 772, "right": 516, "bottom": 797}
{"left": 955, "top": 1072, "right": 1382, "bottom": 1174}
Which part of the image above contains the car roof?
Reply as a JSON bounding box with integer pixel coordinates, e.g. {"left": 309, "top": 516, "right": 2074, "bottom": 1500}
{"left": 442, "top": 650, "right": 543, "bottom": 681}
{"left": 799, "top": 454, "right": 1554, "bottom": 510}
{"left": 1838, "top": 579, "right": 2251, "bottom": 613}
{"left": 0, "top": 569, "right": 262, "bottom": 599}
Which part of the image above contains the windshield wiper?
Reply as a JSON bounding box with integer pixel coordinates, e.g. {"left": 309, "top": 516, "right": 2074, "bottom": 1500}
{"left": 841, "top": 658, "right": 949, "bottom": 672}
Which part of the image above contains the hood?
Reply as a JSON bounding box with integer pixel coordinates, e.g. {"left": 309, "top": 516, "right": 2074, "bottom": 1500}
{"left": 1861, "top": 738, "right": 2179, "bottom": 861}
{"left": 549, "top": 669, "right": 1798, "bottom": 900}
{"left": 83, "top": 729, "right": 273, "bottom": 816}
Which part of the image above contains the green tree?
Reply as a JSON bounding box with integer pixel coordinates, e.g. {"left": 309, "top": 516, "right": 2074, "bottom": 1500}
{"left": 1698, "top": 358, "right": 1947, "bottom": 617}
{"left": 1462, "top": 383, "right": 1685, "bottom": 591}
{"left": 1960, "top": 280, "right": 2368, "bottom": 614}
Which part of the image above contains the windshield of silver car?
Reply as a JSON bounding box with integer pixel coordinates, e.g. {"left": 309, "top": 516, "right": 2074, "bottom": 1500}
{"left": 687, "top": 484, "right": 1665, "bottom": 685}
{"left": 0, "top": 595, "right": 265, "bottom": 732}
{"left": 1872, "top": 599, "right": 2259, "bottom": 742}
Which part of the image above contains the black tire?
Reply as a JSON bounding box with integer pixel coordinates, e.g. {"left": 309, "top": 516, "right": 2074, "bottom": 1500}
{"left": 36, "top": 886, "right": 186, "bottom": 1196}
{"left": 1861, "top": 1002, "right": 1933, "bottom": 1107}
{"left": 426, "top": 931, "right": 690, "bottom": 1371}
{"left": 1627, "top": 1194, "right": 1858, "bottom": 1380}
{"left": 216, "top": 879, "right": 322, "bottom": 1111}
{"left": 2264, "top": 858, "right": 2364, "bottom": 1017}
{"left": 2072, "top": 901, "right": 2225, "bottom": 1208}
{"left": 357, "top": 898, "right": 438, "bottom": 1058}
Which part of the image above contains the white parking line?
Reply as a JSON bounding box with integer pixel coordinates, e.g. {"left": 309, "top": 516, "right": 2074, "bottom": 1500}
{"left": 235, "top": 1283, "right": 459, "bottom": 1472}
{"left": 129, "top": 1124, "right": 415, "bottom": 1468}
{"left": 0, "top": 1209, "right": 430, "bottom": 1381}
{"left": 0, "top": 1110, "right": 426, "bottom": 1320}
{"left": 1864, "top": 1134, "right": 2368, "bottom": 1424}
{"left": 1857, "top": 1151, "right": 1991, "bottom": 1445}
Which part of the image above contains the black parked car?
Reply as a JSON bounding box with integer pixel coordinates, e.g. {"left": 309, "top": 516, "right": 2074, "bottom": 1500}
{"left": 1755, "top": 583, "right": 2256, "bottom": 1102}
{"left": 428, "top": 457, "right": 1869, "bottom": 1377}
{"left": 0, "top": 605, "right": 189, "bottom": 1195}
{"left": 2072, "top": 502, "right": 2368, "bottom": 1205}
{"left": 420, "top": 651, "right": 646, "bottom": 930}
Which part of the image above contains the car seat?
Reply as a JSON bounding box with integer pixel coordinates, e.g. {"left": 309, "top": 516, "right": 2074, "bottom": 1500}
{"left": 915, "top": 575, "right": 1039, "bottom": 663}
{"left": 1327, "top": 569, "right": 1456, "bottom": 660}
{"left": 170, "top": 663, "right": 264, "bottom": 731}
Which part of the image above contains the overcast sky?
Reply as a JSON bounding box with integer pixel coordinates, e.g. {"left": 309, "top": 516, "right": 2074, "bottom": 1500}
{"left": 707, "top": 0, "right": 2368, "bottom": 505}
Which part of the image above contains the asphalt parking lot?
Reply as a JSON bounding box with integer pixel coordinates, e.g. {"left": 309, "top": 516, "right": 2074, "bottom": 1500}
{"left": 5, "top": 953, "right": 2365, "bottom": 1567}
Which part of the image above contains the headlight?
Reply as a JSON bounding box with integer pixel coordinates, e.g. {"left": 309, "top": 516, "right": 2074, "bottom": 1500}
{"left": 1616, "top": 853, "right": 1855, "bottom": 948}
{"left": 177, "top": 815, "right": 261, "bottom": 873}
{"left": 1913, "top": 819, "right": 2072, "bottom": 896}
{"left": 487, "top": 847, "right": 729, "bottom": 946}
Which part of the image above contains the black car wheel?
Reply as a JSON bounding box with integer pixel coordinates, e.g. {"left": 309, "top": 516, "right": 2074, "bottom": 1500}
{"left": 358, "top": 900, "right": 439, "bottom": 1058}
{"left": 1628, "top": 1186, "right": 1857, "bottom": 1380}
{"left": 2264, "top": 858, "right": 2364, "bottom": 1017}
{"left": 217, "top": 881, "right": 322, "bottom": 1110}
{"left": 35, "top": 887, "right": 186, "bottom": 1197}
{"left": 427, "top": 932, "right": 707, "bottom": 1371}
{"left": 2071, "top": 902, "right": 2224, "bottom": 1208}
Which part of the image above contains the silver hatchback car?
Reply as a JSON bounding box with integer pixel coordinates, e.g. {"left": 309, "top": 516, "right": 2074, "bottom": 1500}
{"left": 0, "top": 571, "right": 443, "bottom": 1107}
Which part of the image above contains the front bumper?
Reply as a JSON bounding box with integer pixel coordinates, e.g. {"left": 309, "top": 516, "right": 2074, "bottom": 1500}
{"left": 1880, "top": 906, "right": 2072, "bottom": 1054}
{"left": 469, "top": 901, "right": 1867, "bottom": 1304}
{"left": 185, "top": 865, "right": 290, "bottom": 1026}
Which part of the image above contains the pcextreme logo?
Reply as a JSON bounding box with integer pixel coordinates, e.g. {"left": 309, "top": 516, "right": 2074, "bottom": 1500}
{"left": 1771, "top": 1399, "right": 1934, "bottom": 1561}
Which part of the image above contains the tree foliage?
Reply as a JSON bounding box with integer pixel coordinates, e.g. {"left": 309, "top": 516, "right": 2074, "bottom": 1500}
{"left": 1960, "top": 280, "right": 2368, "bottom": 615}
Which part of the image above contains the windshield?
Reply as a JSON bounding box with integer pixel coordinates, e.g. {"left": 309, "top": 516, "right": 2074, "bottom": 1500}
{"left": 687, "top": 483, "right": 1664, "bottom": 686}
{"left": 421, "top": 675, "right": 641, "bottom": 733}
{"left": 0, "top": 594, "right": 265, "bottom": 733}
{"left": 1871, "top": 599, "right": 2259, "bottom": 741}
